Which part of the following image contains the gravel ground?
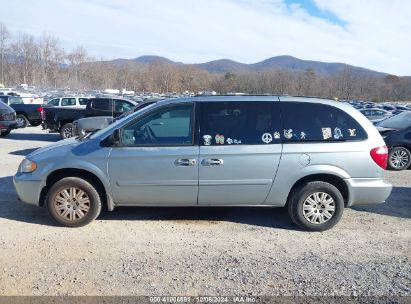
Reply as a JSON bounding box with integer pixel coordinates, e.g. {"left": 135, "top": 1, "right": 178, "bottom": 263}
{"left": 0, "top": 127, "right": 410, "bottom": 297}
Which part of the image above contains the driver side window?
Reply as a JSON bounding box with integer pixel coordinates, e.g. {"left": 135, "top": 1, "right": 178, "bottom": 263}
{"left": 121, "top": 103, "right": 194, "bottom": 146}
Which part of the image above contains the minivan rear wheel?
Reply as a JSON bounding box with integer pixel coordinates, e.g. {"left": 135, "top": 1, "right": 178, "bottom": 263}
{"left": 288, "top": 181, "right": 344, "bottom": 231}
{"left": 46, "top": 177, "right": 102, "bottom": 227}
{"left": 388, "top": 147, "right": 411, "bottom": 171}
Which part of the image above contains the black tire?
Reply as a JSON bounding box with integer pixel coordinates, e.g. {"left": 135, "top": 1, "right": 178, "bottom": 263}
{"left": 16, "top": 114, "right": 28, "bottom": 128}
{"left": 387, "top": 147, "right": 411, "bottom": 171}
{"left": 0, "top": 130, "right": 11, "bottom": 137}
{"left": 46, "top": 177, "right": 102, "bottom": 227}
{"left": 60, "top": 123, "right": 73, "bottom": 139}
{"left": 30, "top": 121, "right": 41, "bottom": 127}
{"left": 288, "top": 181, "right": 344, "bottom": 231}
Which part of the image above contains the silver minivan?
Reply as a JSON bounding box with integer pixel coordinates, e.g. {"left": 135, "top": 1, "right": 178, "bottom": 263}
{"left": 14, "top": 96, "right": 392, "bottom": 231}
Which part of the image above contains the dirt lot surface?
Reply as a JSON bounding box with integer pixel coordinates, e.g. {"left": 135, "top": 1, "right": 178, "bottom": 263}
{"left": 0, "top": 127, "right": 410, "bottom": 296}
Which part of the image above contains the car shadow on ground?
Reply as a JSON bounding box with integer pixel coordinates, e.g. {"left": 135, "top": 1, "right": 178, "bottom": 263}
{"left": 6, "top": 131, "right": 60, "bottom": 142}
{"left": 351, "top": 186, "right": 411, "bottom": 219}
{"left": 0, "top": 174, "right": 409, "bottom": 227}
{"left": 100, "top": 206, "right": 296, "bottom": 230}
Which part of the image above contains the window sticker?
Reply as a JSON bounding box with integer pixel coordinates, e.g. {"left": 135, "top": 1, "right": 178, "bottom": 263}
{"left": 274, "top": 131, "right": 281, "bottom": 139}
{"left": 322, "top": 128, "right": 332, "bottom": 140}
{"left": 226, "top": 138, "right": 233, "bottom": 145}
{"left": 203, "top": 135, "right": 212, "bottom": 146}
{"left": 215, "top": 134, "right": 225, "bottom": 144}
{"left": 284, "top": 129, "right": 293, "bottom": 139}
{"left": 334, "top": 127, "right": 343, "bottom": 139}
{"left": 348, "top": 129, "right": 357, "bottom": 137}
{"left": 300, "top": 132, "right": 307, "bottom": 139}
{"left": 261, "top": 133, "right": 273, "bottom": 144}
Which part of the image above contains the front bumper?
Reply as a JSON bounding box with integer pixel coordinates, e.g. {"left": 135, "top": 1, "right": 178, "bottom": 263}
{"left": 345, "top": 178, "right": 393, "bottom": 207}
{"left": 13, "top": 173, "right": 43, "bottom": 206}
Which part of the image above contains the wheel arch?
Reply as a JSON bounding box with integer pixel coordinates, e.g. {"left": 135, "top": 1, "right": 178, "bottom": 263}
{"left": 286, "top": 173, "right": 349, "bottom": 207}
{"left": 39, "top": 168, "right": 114, "bottom": 211}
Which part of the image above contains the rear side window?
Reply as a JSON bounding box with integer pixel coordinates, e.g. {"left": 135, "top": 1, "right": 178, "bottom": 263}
{"left": 91, "top": 99, "right": 110, "bottom": 110}
{"left": 61, "top": 98, "right": 76, "bottom": 106}
{"left": 281, "top": 102, "right": 367, "bottom": 142}
{"left": 200, "top": 101, "right": 281, "bottom": 145}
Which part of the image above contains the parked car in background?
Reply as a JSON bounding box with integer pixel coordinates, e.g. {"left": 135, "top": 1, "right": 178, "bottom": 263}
{"left": 14, "top": 96, "right": 392, "bottom": 230}
{"left": 42, "top": 97, "right": 136, "bottom": 139}
{"left": 0, "top": 102, "right": 18, "bottom": 137}
{"left": 47, "top": 97, "right": 90, "bottom": 108}
{"left": 0, "top": 95, "right": 43, "bottom": 128}
{"left": 72, "top": 101, "right": 156, "bottom": 137}
{"left": 359, "top": 108, "right": 393, "bottom": 124}
{"left": 376, "top": 111, "right": 411, "bottom": 171}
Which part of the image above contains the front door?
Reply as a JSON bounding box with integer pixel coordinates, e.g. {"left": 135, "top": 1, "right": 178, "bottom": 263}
{"left": 108, "top": 103, "right": 199, "bottom": 205}
{"left": 198, "top": 101, "right": 282, "bottom": 205}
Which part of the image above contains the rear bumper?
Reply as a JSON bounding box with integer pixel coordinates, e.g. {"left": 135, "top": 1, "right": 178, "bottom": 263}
{"left": 345, "top": 178, "right": 392, "bottom": 207}
{"left": 0, "top": 120, "right": 18, "bottom": 130}
{"left": 13, "top": 173, "right": 42, "bottom": 206}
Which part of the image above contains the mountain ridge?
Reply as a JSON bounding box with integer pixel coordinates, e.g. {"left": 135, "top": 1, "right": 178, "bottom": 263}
{"left": 105, "top": 55, "right": 398, "bottom": 77}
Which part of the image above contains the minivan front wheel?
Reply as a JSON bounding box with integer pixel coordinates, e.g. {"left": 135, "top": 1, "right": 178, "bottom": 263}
{"left": 388, "top": 147, "right": 411, "bottom": 171}
{"left": 46, "top": 177, "right": 102, "bottom": 227}
{"left": 288, "top": 181, "right": 344, "bottom": 231}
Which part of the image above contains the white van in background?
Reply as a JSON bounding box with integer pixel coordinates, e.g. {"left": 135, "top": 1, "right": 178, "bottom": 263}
{"left": 46, "top": 97, "right": 91, "bottom": 108}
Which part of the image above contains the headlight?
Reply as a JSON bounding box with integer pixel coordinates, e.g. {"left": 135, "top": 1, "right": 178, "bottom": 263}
{"left": 19, "top": 158, "right": 37, "bottom": 173}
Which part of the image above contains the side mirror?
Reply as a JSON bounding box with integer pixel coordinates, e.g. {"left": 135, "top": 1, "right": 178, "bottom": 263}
{"left": 101, "top": 128, "right": 121, "bottom": 147}
{"left": 112, "top": 128, "right": 121, "bottom": 143}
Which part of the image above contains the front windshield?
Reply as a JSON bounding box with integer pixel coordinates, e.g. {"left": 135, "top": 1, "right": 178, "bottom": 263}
{"left": 376, "top": 111, "right": 411, "bottom": 130}
{"left": 89, "top": 102, "right": 156, "bottom": 140}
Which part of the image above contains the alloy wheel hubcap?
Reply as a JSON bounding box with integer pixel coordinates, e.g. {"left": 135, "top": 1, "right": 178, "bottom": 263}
{"left": 16, "top": 117, "right": 25, "bottom": 127}
{"left": 390, "top": 149, "right": 409, "bottom": 168}
{"left": 54, "top": 187, "right": 90, "bottom": 221}
{"left": 302, "top": 192, "right": 335, "bottom": 224}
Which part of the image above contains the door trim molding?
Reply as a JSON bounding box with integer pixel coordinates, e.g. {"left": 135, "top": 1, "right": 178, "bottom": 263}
{"left": 199, "top": 179, "right": 272, "bottom": 186}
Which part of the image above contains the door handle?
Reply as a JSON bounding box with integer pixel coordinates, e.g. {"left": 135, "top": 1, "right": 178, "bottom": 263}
{"left": 174, "top": 158, "right": 196, "bottom": 166}
{"left": 201, "top": 158, "right": 224, "bottom": 166}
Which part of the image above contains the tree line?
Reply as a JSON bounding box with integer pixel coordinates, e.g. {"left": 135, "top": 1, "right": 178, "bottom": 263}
{"left": 1, "top": 22, "right": 410, "bottom": 101}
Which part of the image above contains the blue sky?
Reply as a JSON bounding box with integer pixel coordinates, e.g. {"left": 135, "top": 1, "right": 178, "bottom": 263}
{"left": 1, "top": 0, "right": 410, "bottom": 75}
{"left": 285, "top": 0, "right": 346, "bottom": 26}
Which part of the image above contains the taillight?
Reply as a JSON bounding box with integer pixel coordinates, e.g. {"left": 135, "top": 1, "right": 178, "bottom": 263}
{"left": 40, "top": 109, "right": 46, "bottom": 120}
{"left": 370, "top": 146, "right": 388, "bottom": 169}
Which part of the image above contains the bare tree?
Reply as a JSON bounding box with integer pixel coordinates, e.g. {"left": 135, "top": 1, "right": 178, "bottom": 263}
{"left": 0, "top": 23, "right": 10, "bottom": 85}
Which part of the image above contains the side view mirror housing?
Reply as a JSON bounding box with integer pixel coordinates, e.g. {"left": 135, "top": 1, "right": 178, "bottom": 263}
{"left": 101, "top": 128, "right": 121, "bottom": 147}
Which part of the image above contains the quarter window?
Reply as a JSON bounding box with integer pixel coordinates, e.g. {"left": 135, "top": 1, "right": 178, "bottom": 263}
{"left": 200, "top": 102, "right": 281, "bottom": 145}
{"left": 114, "top": 100, "right": 133, "bottom": 113}
{"left": 48, "top": 98, "right": 60, "bottom": 106}
{"left": 281, "top": 102, "right": 367, "bottom": 141}
{"left": 121, "top": 103, "right": 194, "bottom": 146}
{"left": 79, "top": 98, "right": 89, "bottom": 105}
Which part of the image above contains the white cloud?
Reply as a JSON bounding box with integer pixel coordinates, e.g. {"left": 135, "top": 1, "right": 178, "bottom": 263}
{"left": 1, "top": 0, "right": 410, "bottom": 75}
